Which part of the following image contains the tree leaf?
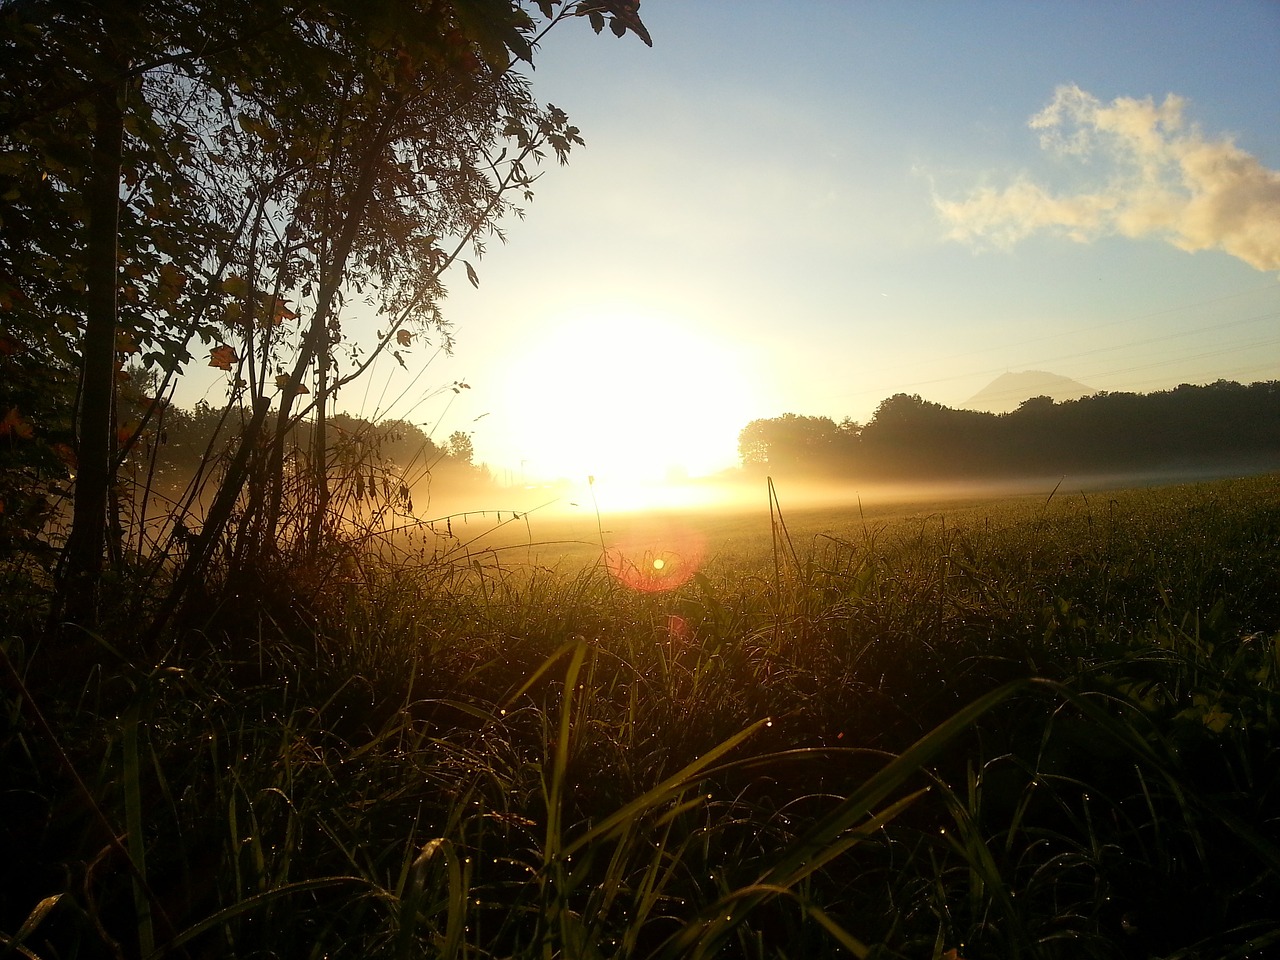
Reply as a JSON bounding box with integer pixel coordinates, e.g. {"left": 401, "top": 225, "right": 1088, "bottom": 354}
{"left": 208, "top": 344, "right": 237, "bottom": 370}
{"left": 117, "top": 420, "right": 142, "bottom": 446}
{"left": 269, "top": 297, "right": 298, "bottom": 324}
{"left": 157, "top": 263, "right": 186, "bottom": 300}
{"left": 221, "top": 274, "right": 248, "bottom": 298}
{"left": 1, "top": 406, "right": 34, "bottom": 439}
{"left": 0, "top": 333, "right": 27, "bottom": 355}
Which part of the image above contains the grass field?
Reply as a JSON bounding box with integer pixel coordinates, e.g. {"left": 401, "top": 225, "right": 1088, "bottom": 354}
{"left": 406, "top": 474, "right": 1112, "bottom": 576}
{"left": 3, "top": 473, "right": 1279, "bottom": 958}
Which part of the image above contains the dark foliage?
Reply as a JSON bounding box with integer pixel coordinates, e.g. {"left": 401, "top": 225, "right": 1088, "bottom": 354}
{"left": 742, "top": 380, "right": 1280, "bottom": 480}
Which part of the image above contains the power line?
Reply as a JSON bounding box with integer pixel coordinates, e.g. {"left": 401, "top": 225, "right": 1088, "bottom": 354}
{"left": 828, "top": 281, "right": 1280, "bottom": 408}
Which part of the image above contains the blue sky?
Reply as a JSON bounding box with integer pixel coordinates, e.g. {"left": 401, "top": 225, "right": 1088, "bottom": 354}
{"left": 346, "top": 1, "right": 1280, "bottom": 483}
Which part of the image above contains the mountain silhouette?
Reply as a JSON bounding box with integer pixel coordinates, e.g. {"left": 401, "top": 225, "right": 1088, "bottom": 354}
{"left": 963, "top": 370, "right": 1097, "bottom": 413}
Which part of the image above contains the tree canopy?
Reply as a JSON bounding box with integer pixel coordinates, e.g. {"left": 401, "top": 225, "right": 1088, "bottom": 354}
{"left": 740, "top": 381, "right": 1280, "bottom": 481}
{"left": 0, "top": 0, "right": 652, "bottom": 624}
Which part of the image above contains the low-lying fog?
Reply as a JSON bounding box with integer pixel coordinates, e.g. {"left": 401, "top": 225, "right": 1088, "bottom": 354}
{"left": 407, "top": 463, "right": 1271, "bottom": 573}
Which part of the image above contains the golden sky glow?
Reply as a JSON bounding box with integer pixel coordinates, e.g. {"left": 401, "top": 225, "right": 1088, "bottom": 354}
{"left": 487, "top": 305, "right": 753, "bottom": 483}
{"left": 181, "top": 1, "right": 1280, "bottom": 488}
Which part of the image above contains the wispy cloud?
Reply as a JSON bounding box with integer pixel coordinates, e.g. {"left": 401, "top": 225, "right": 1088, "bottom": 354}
{"left": 936, "top": 84, "right": 1280, "bottom": 271}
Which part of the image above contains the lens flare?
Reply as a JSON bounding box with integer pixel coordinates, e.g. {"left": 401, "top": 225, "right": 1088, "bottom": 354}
{"left": 666, "top": 614, "right": 691, "bottom": 642}
{"left": 603, "top": 518, "right": 706, "bottom": 592}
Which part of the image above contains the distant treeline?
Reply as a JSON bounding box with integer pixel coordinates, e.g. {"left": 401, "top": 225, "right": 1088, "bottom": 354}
{"left": 125, "top": 398, "right": 486, "bottom": 496}
{"left": 739, "top": 380, "right": 1280, "bottom": 480}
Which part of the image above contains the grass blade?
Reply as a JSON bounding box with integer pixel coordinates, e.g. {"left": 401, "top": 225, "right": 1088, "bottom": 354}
{"left": 396, "top": 838, "right": 465, "bottom": 960}
{"left": 146, "top": 877, "right": 372, "bottom": 960}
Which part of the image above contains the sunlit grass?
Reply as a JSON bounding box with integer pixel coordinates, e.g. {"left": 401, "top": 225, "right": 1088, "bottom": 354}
{"left": 3, "top": 473, "right": 1279, "bottom": 957}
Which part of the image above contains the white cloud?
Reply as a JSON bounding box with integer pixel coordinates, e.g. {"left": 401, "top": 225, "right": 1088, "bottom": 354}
{"left": 937, "top": 84, "right": 1280, "bottom": 271}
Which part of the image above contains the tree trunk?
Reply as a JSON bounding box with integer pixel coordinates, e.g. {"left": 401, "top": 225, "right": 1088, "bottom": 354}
{"left": 146, "top": 394, "right": 272, "bottom": 644}
{"left": 60, "top": 80, "right": 124, "bottom": 624}
{"left": 261, "top": 109, "right": 398, "bottom": 549}
{"left": 308, "top": 339, "right": 330, "bottom": 554}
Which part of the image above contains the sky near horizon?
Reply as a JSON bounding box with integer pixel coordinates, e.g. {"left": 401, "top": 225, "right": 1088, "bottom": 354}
{"left": 287, "top": 1, "right": 1280, "bottom": 484}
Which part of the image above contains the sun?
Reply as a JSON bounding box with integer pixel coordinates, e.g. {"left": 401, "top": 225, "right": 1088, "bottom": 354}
{"left": 493, "top": 305, "right": 751, "bottom": 486}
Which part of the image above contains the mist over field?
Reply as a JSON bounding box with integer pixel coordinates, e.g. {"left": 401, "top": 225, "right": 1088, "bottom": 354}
{"left": 410, "top": 458, "right": 1280, "bottom": 579}
{"left": 6, "top": 2, "right": 1280, "bottom": 957}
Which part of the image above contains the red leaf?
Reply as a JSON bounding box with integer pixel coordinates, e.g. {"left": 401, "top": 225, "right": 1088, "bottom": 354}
{"left": 51, "top": 442, "right": 78, "bottom": 470}
{"left": 269, "top": 298, "right": 298, "bottom": 324}
{"left": 0, "top": 406, "right": 34, "bottom": 439}
{"left": 208, "top": 344, "right": 238, "bottom": 370}
{"left": 117, "top": 420, "right": 142, "bottom": 446}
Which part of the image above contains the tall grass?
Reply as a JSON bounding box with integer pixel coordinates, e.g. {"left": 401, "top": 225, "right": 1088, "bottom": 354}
{"left": 2, "top": 474, "right": 1278, "bottom": 957}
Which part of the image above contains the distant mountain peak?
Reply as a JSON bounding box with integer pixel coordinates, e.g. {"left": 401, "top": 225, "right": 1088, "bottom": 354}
{"left": 963, "top": 370, "right": 1096, "bottom": 414}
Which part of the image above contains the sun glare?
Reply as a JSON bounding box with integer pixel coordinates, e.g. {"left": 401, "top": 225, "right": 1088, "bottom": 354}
{"left": 495, "top": 306, "right": 751, "bottom": 490}
{"left": 602, "top": 514, "right": 708, "bottom": 592}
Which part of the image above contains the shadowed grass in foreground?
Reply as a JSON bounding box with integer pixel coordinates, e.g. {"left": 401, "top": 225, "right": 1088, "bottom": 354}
{"left": 2, "top": 474, "right": 1279, "bottom": 958}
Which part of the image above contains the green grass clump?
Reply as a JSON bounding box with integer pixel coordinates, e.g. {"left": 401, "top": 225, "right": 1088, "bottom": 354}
{"left": 2, "top": 474, "right": 1279, "bottom": 958}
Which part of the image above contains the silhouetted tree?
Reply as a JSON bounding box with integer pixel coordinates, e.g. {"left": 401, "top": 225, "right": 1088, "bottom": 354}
{"left": 445, "top": 430, "right": 475, "bottom": 466}
{"left": 1, "top": 0, "right": 652, "bottom": 627}
{"left": 738, "top": 413, "right": 849, "bottom": 474}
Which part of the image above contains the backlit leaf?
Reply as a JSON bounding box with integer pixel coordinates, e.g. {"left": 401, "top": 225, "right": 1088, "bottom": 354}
{"left": 208, "top": 344, "right": 238, "bottom": 370}
{"left": 117, "top": 420, "right": 142, "bottom": 446}
{"left": 270, "top": 298, "right": 298, "bottom": 324}
{"left": 274, "top": 373, "right": 308, "bottom": 393}
{"left": 221, "top": 274, "right": 249, "bottom": 298}
{"left": 157, "top": 263, "right": 185, "bottom": 296}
